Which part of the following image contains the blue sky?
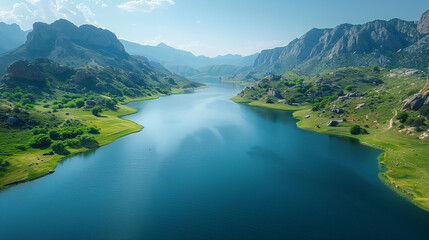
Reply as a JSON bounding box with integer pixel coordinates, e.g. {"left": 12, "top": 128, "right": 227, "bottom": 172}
{"left": 0, "top": 0, "right": 428, "bottom": 57}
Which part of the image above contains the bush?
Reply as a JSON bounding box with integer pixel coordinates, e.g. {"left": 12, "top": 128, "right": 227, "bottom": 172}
{"left": 15, "top": 145, "right": 26, "bottom": 151}
{"left": 88, "top": 127, "right": 100, "bottom": 134}
{"left": 32, "top": 128, "right": 47, "bottom": 135}
{"left": 350, "top": 125, "right": 362, "bottom": 135}
{"left": 65, "top": 138, "right": 80, "bottom": 148}
{"left": 78, "top": 135, "right": 99, "bottom": 149}
{"left": 396, "top": 112, "right": 409, "bottom": 123}
{"left": 92, "top": 106, "right": 102, "bottom": 116}
{"left": 75, "top": 99, "right": 85, "bottom": 108}
{"left": 51, "top": 141, "right": 70, "bottom": 155}
{"left": 30, "top": 134, "right": 52, "bottom": 148}
{"left": 0, "top": 159, "right": 10, "bottom": 172}
{"left": 350, "top": 125, "right": 368, "bottom": 135}
{"left": 49, "top": 130, "right": 61, "bottom": 140}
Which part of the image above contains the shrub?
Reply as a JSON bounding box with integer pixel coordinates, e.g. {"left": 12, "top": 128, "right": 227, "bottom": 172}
{"left": 15, "top": 145, "right": 26, "bottom": 151}
{"left": 396, "top": 112, "right": 409, "bottom": 123}
{"left": 32, "top": 128, "right": 47, "bottom": 135}
{"left": 49, "top": 130, "right": 61, "bottom": 140}
{"left": 75, "top": 99, "right": 85, "bottom": 108}
{"left": 51, "top": 141, "right": 70, "bottom": 155}
{"left": 350, "top": 125, "right": 368, "bottom": 135}
{"left": 88, "top": 127, "right": 100, "bottom": 134}
{"left": 411, "top": 117, "right": 426, "bottom": 127}
{"left": 0, "top": 159, "right": 10, "bottom": 172}
{"left": 30, "top": 134, "right": 52, "bottom": 148}
{"left": 350, "top": 125, "right": 362, "bottom": 135}
{"left": 92, "top": 106, "right": 102, "bottom": 116}
{"left": 65, "top": 138, "right": 80, "bottom": 148}
{"left": 78, "top": 135, "right": 99, "bottom": 149}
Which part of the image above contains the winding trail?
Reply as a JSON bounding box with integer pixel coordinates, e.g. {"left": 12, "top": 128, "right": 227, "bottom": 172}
{"left": 389, "top": 109, "right": 397, "bottom": 129}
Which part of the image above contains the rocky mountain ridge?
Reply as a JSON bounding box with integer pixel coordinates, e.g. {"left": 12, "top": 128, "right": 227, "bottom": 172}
{"left": 252, "top": 10, "right": 429, "bottom": 75}
{"left": 0, "top": 19, "right": 144, "bottom": 74}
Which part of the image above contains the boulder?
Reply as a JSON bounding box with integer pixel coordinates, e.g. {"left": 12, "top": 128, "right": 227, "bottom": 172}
{"left": 331, "top": 108, "right": 344, "bottom": 114}
{"left": 6, "top": 117, "right": 19, "bottom": 125}
{"left": 327, "top": 120, "right": 343, "bottom": 127}
{"left": 355, "top": 103, "right": 365, "bottom": 109}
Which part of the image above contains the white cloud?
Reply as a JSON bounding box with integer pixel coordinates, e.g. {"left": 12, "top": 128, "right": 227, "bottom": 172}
{"left": 118, "top": 0, "right": 175, "bottom": 12}
{"left": 0, "top": 0, "right": 98, "bottom": 30}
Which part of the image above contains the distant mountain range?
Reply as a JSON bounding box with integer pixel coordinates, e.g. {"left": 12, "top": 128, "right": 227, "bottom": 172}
{"left": 0, "top": 22, "right": 29, "bottom": 54}
{"left": 252, "top": 10, "right": 429, "bottom": 76}
{"left": 121, "top": 40, "right": 257, "bottom": 76}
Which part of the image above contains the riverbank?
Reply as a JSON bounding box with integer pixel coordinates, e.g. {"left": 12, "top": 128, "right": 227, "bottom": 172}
{"left": 232, "top": 99, "right": 429, "bottom": 212}
{"left": 0, "top": 87, "right": 206, "bottom": 189}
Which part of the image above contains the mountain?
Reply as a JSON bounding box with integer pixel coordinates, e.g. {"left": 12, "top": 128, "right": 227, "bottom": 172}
{"left": 0, "top": 22, "right": 29, "bottom": 54}
{"left": 0, "top": 19, "right": 144, "bottom": 74}
{"left": 120, "top": 40, "right": 258, "bottom": 76}
{"left": 0, "top": 19, "right": 203, "bottom": 96}
{"left": 252, "top": 10, "right": 429, "bottom": 76}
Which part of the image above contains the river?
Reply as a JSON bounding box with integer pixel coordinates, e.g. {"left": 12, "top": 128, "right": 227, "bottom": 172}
{"left": 0, "top": 77, "right": 428, "bottom": 240}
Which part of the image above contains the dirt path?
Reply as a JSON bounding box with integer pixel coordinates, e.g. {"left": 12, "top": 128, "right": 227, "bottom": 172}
{"left": 389, "top": 109, "right": 397, "bottom": 129}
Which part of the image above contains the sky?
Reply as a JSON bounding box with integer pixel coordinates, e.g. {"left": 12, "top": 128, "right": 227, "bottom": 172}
{"left": 0, "top": 0, "right": 428, "bottom": 57}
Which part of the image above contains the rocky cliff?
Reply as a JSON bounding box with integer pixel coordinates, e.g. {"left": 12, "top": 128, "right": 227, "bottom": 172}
{"left": 0, "top": 19, "right": 133, "bottom": 73}
{"left": 253, "top": 10, "right": 429, "bottom": 75}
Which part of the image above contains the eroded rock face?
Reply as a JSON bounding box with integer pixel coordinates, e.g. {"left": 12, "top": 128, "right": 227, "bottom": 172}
{"left": 402, "top": 92, "right": 429, "bottom": 111}
{"left": 6, "top": 60, "right": 43, "bottom": 83}
{"left": 267, "top": 88, "right": 281, "bottom": 98}
{"left": 418, "top": 10, "right": 429, "bottom": 35}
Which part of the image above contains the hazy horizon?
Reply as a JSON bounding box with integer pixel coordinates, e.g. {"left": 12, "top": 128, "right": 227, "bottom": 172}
{"left": 1, "top": 0, "right": 429, "bottom": 57}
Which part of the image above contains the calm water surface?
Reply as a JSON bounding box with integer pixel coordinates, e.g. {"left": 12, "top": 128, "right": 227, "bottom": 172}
{"left": 1, "top": 77, "right": 429, "bottom": 240}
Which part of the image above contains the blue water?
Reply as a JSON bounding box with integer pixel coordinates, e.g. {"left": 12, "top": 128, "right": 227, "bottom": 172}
{"left": 0, "top": 78, "right": 428, "bottom": 240}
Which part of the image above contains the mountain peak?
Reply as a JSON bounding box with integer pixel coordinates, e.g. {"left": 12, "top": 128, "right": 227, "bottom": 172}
{"left": 418, "top": 10, "right": 429, "bottom": 34}
{"left": 26, "top": 19, "right": 127, "bottom": 57}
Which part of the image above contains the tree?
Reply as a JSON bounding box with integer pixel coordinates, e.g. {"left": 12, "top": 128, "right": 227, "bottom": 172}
{"left": 75, "top": 99, "right": 85, "bottom": 108}
{"left": 51, "top": 141, "right": 70, "bottom": 155}
{"left": 350, "top": 125, "right": 368, "bottom": 135}
{"left": 78, "top": 135, "right": 99, "bottom": 149}
{"left": 350, "top": 125, "right": 362, "bottom": 135}
{"left": 49, "top": 130, "right": 61, "bottom": 140}
{"left": 396, "top": 112, "right": 409, "bottom": 123}
{"left": 0, "top": 159, "right": 10, "bottom": 172}
{"left": 92, "top": 106, "right": 102, "bottom": 117}
{"left": 30, "top": 134, "right": 52, "bottom": 148}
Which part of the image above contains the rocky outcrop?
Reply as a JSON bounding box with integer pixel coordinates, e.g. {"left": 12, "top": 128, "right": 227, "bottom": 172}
{"left": 6, "top": 117, "right": 19, "bottom": 125}
{"left": 331, "top": 108, "right": 344, "bottom": 114}
{"left": 402, "top": 75, "right": 429, "bottom": 111}
{"left": 6, "top": 60, "right": 43, "bottom": 84}
{"left": 418, "top": 10, "right": 429, "bottom": 34}
{"left": 327, "top": 120, "right": 343, "bottom": 127}
{"left": 267, "top": 88, "right": 281, "bottom": 98}
{"left": 402, "top": 92, "right": 429, "bottom": 111}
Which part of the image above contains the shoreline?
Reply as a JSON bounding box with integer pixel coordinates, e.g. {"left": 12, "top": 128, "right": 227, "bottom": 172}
{"left": 232, "top": 99, "right": 429, "bottom": 212}
{"left": 0, "top": 86, "right": 206, "bottom": 190}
